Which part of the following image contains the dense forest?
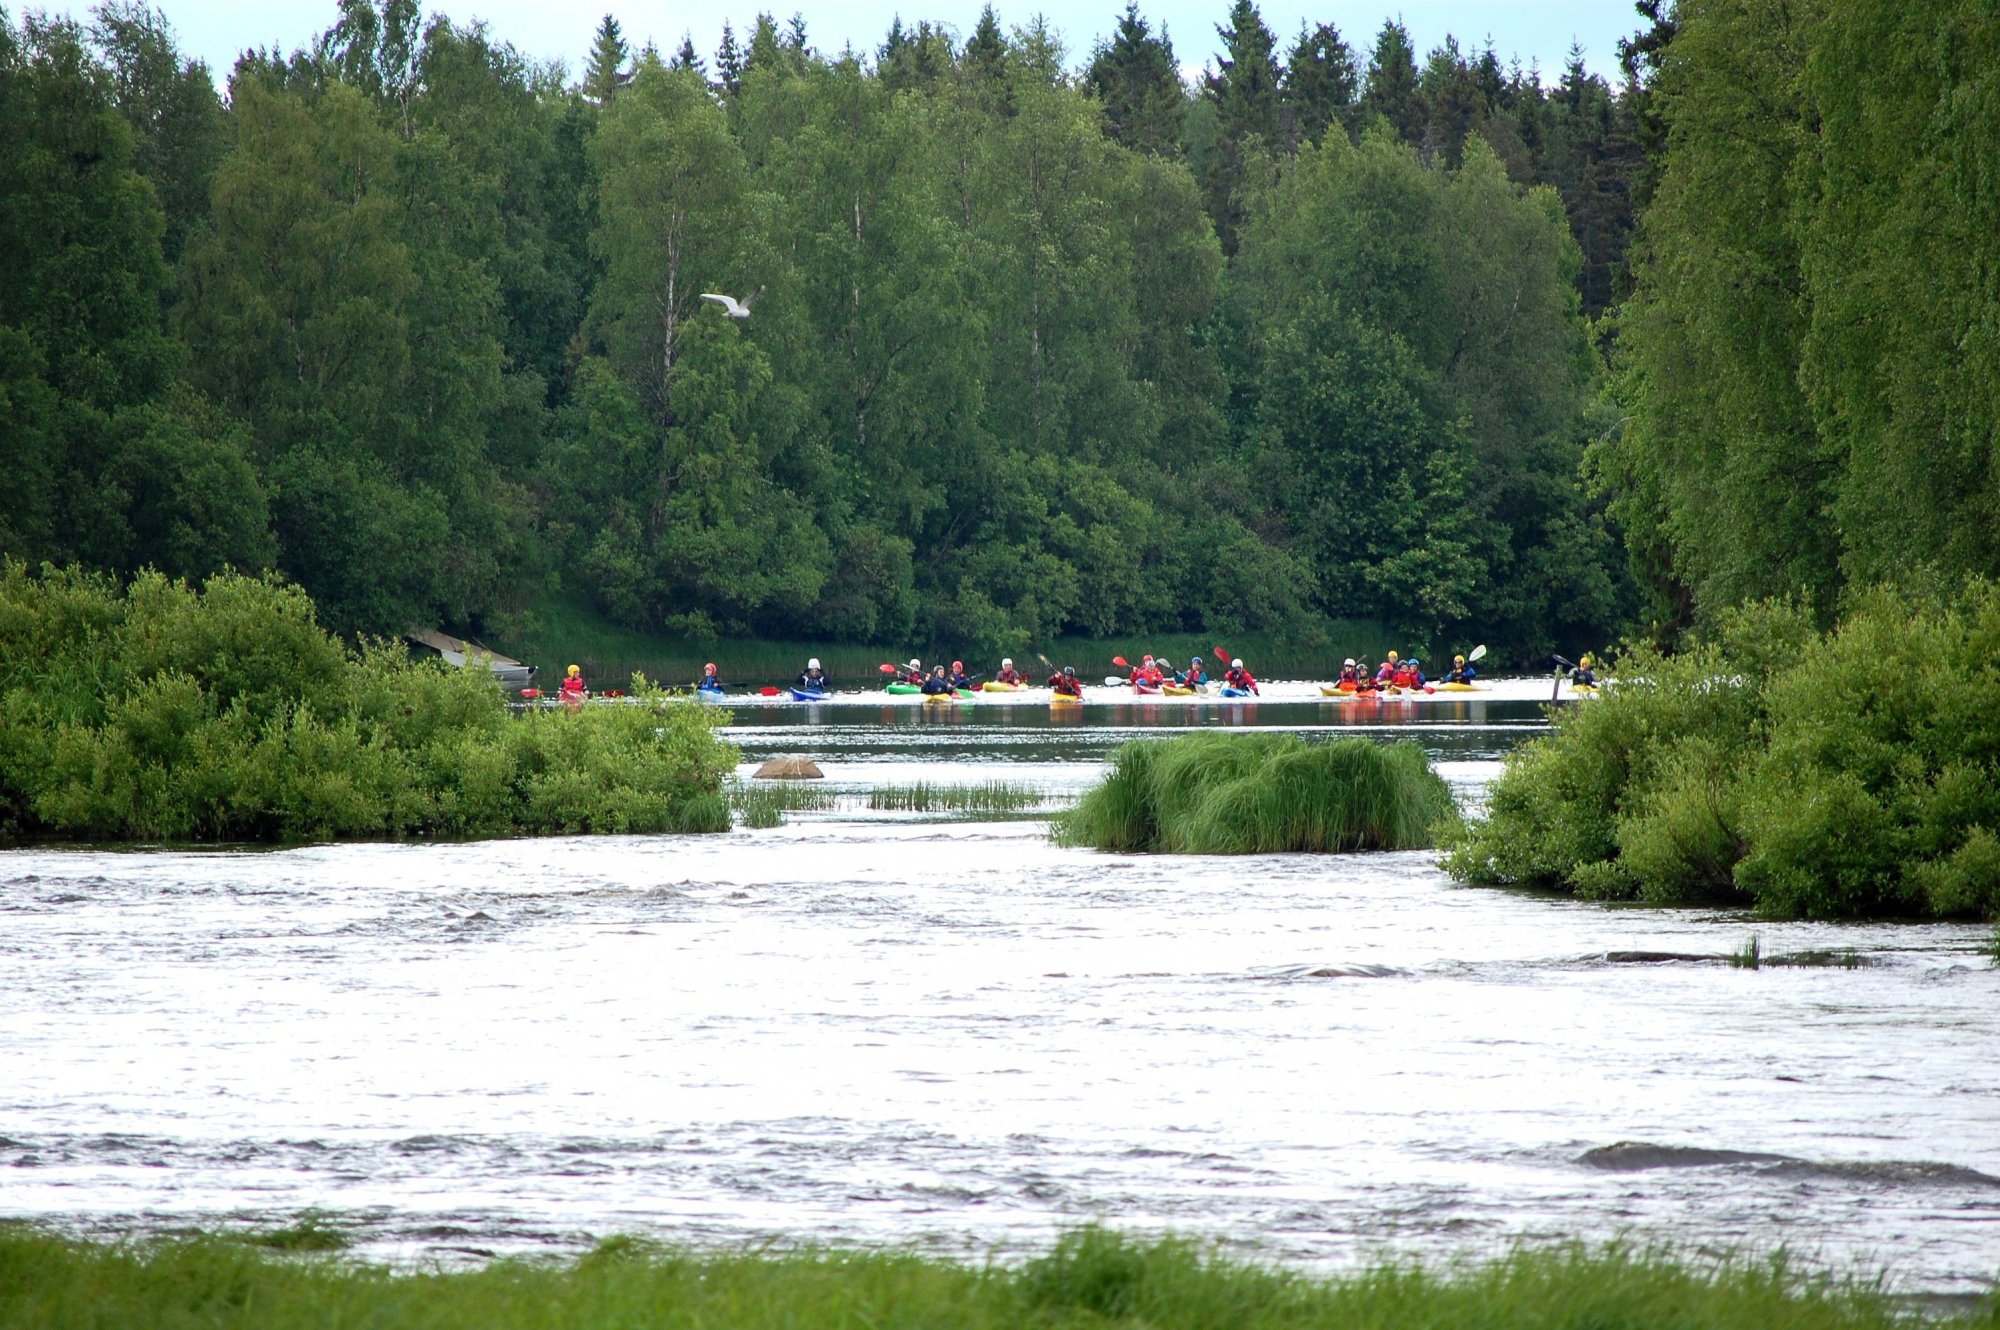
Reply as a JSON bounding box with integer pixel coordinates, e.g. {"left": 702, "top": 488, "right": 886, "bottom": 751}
{"left": 0, "top": 0, "right": 1657, "bottom": 661}
{"left": 7, "top": 0, "right": 1995, "bottom": 663}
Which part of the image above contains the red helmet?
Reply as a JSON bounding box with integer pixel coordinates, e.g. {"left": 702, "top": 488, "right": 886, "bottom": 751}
{"left": 952, "top": 660, "right": 963, "bottom": 672}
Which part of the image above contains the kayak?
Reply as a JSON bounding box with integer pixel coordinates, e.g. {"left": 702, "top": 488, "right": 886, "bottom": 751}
{"left": 885, "top": 682, "right": 920, "bottom": 695}
{"left": 1318, "top": 686, "right": 1362, "bottom": 699}
{"left": 923, "top": 693, "right": 957, "bottom": 706}
{"left": 1219, "top": 685, "right": 1257, "bottom": 699}
{"left": 1162, "top": 684, "right": 1198, "bottom": 696}
{"left": 1435, "top": 681, "right": 1486, "bottom": 692}
{"left": 788, "top": 688, "right": 827, "bottom": 702}
{"left": 1050, "top": 692, "right": 1083, "bottom": 707}
{"left": 980, "top": 680, "right": 1022, "bottom": 692}
{"left": 695, "top": 688, "right": 728, "bottom": 704}
{"left": 1132, "top": 684, "right": 1162, "bottom": 696}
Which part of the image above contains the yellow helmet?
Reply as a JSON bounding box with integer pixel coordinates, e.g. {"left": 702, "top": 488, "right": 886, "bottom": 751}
{"left": 1387, "top": 650, "right": 1400, "bottom": 662}
{"left": 1580, "top": 653, "right": 1594, "bottom": 667}
{"left": 1454, "top": 654, "right": 1465, "bottom": 663}
{"left": 566, "top": 664, "right": 580, "bottom": 676}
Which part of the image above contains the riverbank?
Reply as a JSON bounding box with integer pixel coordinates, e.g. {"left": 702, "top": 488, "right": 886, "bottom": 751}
{"left": 0, "top": 1226, "right": 1966, "bottom": 1329}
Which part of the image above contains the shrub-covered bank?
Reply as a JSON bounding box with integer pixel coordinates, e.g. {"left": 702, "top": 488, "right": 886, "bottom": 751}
{"left": 0, "top": 1225, "right": 1954, "bottom": 1330}
{"left": 1446, "top": 587, "right": 2000, "bottom": 919}
{"left": 1053, "top": 732, "right": 1454, "bottom": 854}
{"left": 0, "top": 564, "right": 735, "bottom": 842}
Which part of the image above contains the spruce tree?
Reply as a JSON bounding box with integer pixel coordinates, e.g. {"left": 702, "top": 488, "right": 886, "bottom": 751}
{"left": 1279, "top": 20, "right": 1355, "bottom": 150}
{"left": 1201, "top": 0, "right": 1281, "bottom": 253}
{"left": 1359, "top": 18, "right": 1423, "bottom": 144}
{"left": 714, "top": 20, "right": 743, "bottom": 96}
{"left": 1083, "top": 2, "right": 1184, "bottom": 157}
{"left": 582, "top": 14, "right": 627, "bottom": 105}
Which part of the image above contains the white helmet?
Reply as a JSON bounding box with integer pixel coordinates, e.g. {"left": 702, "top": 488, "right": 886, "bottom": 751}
{"left": 1001, "top": 657, "right": 1013, "bottom": 667}
{"left": 808, "top": 657, "right": 821, "bottom": 669}
{"left": 1232, "top": 658, "right": 1244, "bottom": 668}
{"left": 908, "top": 658, "right": 920, "bottom": 670}
{"left": 1344, "top": 658, "right": 1355, "bottom": 667}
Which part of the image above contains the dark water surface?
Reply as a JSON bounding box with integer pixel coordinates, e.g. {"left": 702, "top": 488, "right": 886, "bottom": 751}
{"left": 2, "top": 687, "right": 1996, "bottom": 1293}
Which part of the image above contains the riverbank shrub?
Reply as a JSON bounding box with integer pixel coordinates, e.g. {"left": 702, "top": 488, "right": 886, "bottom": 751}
{"left": 1052, "top": 732, "right": 1454, "bottom": 853}
{"left": 0, "top": 563, "right": 735, "bottom": 842}
{"left": 0, "top": 1225, "right": 1941, "bottom": 1330}
{"left": 1446, "top": 586, "right": 2000, "bottom": 919}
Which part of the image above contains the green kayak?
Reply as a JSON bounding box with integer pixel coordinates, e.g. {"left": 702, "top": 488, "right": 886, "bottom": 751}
{"left": 885, "top": 682, "right": 920, "bottom": 695}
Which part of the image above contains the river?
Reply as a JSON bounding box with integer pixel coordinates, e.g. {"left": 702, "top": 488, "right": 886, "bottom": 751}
{"left": 2, "top": 684, "right": 1995, "bottom": 1294}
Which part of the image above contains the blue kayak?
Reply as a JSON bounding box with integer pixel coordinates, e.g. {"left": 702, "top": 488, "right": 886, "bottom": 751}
{"left": 1219, "top": 685, "right": 1257, "bottom": 698}
{"left": 696, "top": 684, "right": 727, "bottom": 702}
{"left": 789, "top": 688, "right": 827, "bottom": 702}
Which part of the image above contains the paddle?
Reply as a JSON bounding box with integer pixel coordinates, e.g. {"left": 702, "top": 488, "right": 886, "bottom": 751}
{"left": 1112, "top": 655, "right": 1129, "bottom": 670}
{"left": 878, "top": 662, "right": 897, "bottom": 674}
{"left": 759, "top": 686, "right": 781, "bottom": 696}
{"left": 1469, "top": 644, "right": 1488, "bottom": 663}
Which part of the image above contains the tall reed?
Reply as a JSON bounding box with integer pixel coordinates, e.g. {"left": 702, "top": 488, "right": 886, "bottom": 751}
{"left": 1052, "top": 732, "right": 1455, "bottom": 854}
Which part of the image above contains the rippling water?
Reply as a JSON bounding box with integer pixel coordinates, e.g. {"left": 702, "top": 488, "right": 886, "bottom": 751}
{"left": 2, "top": 690, "right": 1996, "bottom": 1293}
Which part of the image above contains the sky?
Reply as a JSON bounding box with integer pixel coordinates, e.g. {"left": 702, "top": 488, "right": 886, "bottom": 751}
{"left": 55, "top": 0, "right": 1644, "bottom": 87}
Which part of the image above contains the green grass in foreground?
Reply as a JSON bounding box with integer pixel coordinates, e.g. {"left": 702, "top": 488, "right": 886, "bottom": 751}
{"left": 0, "top": 1226, "right": 1968, "bottom": 1330}
{"left": 726, "top": 779, "right": 838, "bottom": 828}
{"left": 1054, "top": 732, "right": 1455, "bottom": 854}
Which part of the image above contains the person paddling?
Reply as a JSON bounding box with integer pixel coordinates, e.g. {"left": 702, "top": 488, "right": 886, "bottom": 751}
{"left": 1049, "top": 664, "right": 1083, "bottom": 697}
{"left": 795, "top": 657, "right": 828, "bottom": 694}
{"left": 948, "top": 659, "right": 973, "bottom": 690}
{"left": 1337, "top": 657, "right": 1362, "bottom": 688}
{"left": 1375, "top": 651, "right": 1401, "bottom": 687}
{"left": 696, "top": 662, "right": 723, "bottom": 694}
{"left": 898, "top": 657, "right": 924, "bottom": 686}
{"left": 1443, "top": 653, "right": 1476, "bottom": 684}
{"left": 994, "top": 657, "right": 1024, "bottom": 686}
{"left": 560, "top": 664, "right": 588, "bottom": 709}
{"left": 1180, "top": 655, "right": 1206, "bottom": 689}
{"left": 1569, "top": 653, "right": 1597, "bottom": 688}
{"left": 1224, "top": 657, "right": 1259, "bottom": 694}
{"left": 920, "top": 664, "right": 955, "bottom": 696}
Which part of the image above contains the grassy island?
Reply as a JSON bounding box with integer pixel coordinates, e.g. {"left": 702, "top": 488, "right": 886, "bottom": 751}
{"left": 1053, "top": 732, "right": 1454, "bottom": 854}
{"left": 1447, "top": 589, "right": 2000, "bottom": 920}
{"left": 0, "top": 1226, "right": 1960, "bottom": 1330}
{"left": 0, "top": 564, "right": 736, "bottom": 843}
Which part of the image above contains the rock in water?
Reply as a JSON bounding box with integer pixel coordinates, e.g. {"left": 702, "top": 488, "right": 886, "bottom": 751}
{"left": 755, "top": 755, "right": 824, "bottom": 780}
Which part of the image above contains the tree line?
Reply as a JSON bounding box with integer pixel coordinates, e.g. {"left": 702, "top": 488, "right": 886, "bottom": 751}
{"left": 0, "top": 0, "right": 1657, "bottom": 662}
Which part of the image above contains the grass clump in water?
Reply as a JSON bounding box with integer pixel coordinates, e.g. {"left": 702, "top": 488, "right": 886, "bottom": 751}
{"left": 1051, "top": 732, "right": 1454, "bottom": 854}
{"left": 867, "top": 781, "right": 1045, "bottom": 814}
{"left": 727, "top": 780, "right": 836, "bottom": 828}
{"left": 0, "top": 1225, "right": 1940, "bottom": 1330}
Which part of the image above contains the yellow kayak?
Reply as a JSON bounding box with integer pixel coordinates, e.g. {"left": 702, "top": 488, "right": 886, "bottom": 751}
{"left": 1319, "top": 686, "right": 1360, "bottom": 698}
{"left": 1162, "top": 684, "right": 1197, "bottom": 696}
{"left": 923, "top": 693, "right": 957, "bottom": 706}
{"left": 1435, "top": 681, "right": 1487, "bottom": 692}
{"left": 980, "top": 680, "right": 1022, "bottom": 692}
{"left": 1049, "top": 692, "right": 1083, "bottom": 707}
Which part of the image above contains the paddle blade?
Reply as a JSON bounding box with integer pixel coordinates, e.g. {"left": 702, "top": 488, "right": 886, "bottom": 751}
{"left": 878, "top": 662, "right": 897, "bottom": 673}
{"left": 1112, "top": 655, "right": 1128, "bottom": 669}
{"left": 1212, "top": 645, "right": 1230, "bottom": 664}
{"left": 759, "top": 686, "right": 781, "bottom": 696}
{"left": 1104, "top": 676, "right": 1125, "bottom": 687}
{"left": 1469, "top": 644, "right": 1488, "bottom": 662}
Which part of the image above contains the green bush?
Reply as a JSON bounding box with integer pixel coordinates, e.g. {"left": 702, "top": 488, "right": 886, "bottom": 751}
{"left": 0, "top": 562, "right": 736, "bottom": 843}
{"left": 1053, "top": 732, "right": 1454, "bottom": 854}
{"left": 1446, "top": 585, "right": 2000, "bottom": 919}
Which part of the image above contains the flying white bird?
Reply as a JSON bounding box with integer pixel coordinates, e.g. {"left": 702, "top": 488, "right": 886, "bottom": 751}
{"left": 699, "top": 287, "right": 763, "bottom": 319}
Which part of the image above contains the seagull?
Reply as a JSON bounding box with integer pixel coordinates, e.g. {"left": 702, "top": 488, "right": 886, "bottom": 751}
{"left": 699, "top": 286, "right": 763, "bottom": 319}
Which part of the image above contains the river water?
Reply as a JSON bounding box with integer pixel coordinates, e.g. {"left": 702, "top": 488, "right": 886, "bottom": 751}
{"left": 2, "top": 683, "right": 1996, "bottom": 1294}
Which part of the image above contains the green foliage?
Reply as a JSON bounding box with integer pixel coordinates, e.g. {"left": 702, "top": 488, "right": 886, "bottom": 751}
{"left": 0, "top": 1226, "right": 1931, "bottom": 1330}
{"left": 1054, "top": 732, "right": 1453, "bottom": 854}
{"left": 0, "top": 563, "right": 736, "bottom": 843}
{"left": 1448, "top": 586, "right": 2000, "bottom": 919}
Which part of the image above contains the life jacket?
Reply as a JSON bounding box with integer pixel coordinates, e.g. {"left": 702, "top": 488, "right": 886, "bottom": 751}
{"left": 996, "top": 667, "right": 1022, "bottom": 684}
{"left": 560, "top": 675, "right": 586, "bottom": 697}
{"left": 1051, "top": 672, "right": 1082, "bottom": 696}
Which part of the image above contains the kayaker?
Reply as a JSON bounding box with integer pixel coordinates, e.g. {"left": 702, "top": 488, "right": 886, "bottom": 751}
{"left": 899, "top": 657, "right": 924, "bottom": 685}
{"left": 1181, "top": 656, "right": 1206, "bottom": 688}
{"left": 1049, "top": 665, "right": 1084, "bottom": 697}
{"left": 948, "top": 659, "right": 973, "bottom": 689}
{"left": 795, "top": 657, "right": 828, "bottom": 693}
{"left": 994, "top": 657, "right": 1024, "bottom": 685}
{"left": 1407, "top": 658, "right": 1426, "bottom": 687}
{"left": 1569, "top": 654, "right": 1597, "bottom": 687}
{"left": 697, "top": 662, "right": 723, "bottom": 693}
{"left": 1444, "top": 653, "right": 1476, "bottom": 684}
{"left": 1224, "top": 658, "right": 1259, "bottom": 694}
{"left": 1375, "top": 651, "right": 1400, "bottom": 685}
{"left": 920, "top": 664, "right": 955, "bottom": 696}
{"left": 1338, "top": 658, "right": 1362, "bottom": 687}
{"left": 560, "top": 664, "right": 588, "bottom": 708}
